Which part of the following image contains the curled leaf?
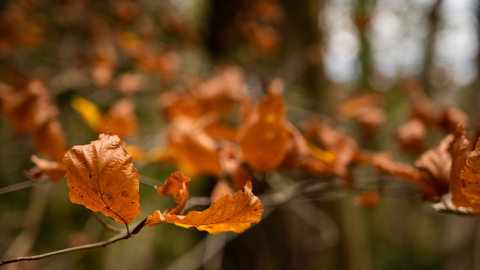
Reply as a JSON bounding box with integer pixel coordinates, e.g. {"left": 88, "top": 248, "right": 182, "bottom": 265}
{"left": 146, "top": 181, "right": 263, "bottom": 234}
{"left": 414, "top": 134, "right": 452, "bottom": 201}
{"left": 63, "top": 132, "right": 141, "bottom": 224}
{"left": 155, "top": 172, "right": 190, "bottom": 215}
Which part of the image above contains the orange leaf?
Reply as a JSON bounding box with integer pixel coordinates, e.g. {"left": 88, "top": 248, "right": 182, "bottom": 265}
{"left": 154, "top": 172, "right": 190, "bottom": 215}
{"left": 146, "top": 181, "right": 263, "bottom": 234}
{"left": 353, "top": 190, "right": 379, "bottom": 209}
{"left": 460, "top": 138, "right": 480, "bottom": 208}
{"left": 365, "top": 151, "right": 421, "bottom": 183}
{"left": 63, "top": 132, "right": 141, "bottom": 224}
{"left": 395, "top": 119, "right": 426, "bottom": 153}
{"left": 414, "top": 134, "right": 452, "bottom": 201}
{"left": 0, "top": 80, "right": 56, "bottom": 133}
{"left": 27, "top": 155, "right": 66, "bottom": 183}
{"left": 167, "top": 117, "right": 222, "bottom": 177}
{"left": 33, "top": 119, "right": 67, "bottom": 162}
{"left": 239, "top": 89, "right": 290, "bottom": 172}
{"left": 449, "top": 125, "right": 480, "bottom": 211}
{"left": 101, "top": 98, "right": 138, "bottom": 138}
{"left": 210, "top": 178, "right": 234, "bottom": 201}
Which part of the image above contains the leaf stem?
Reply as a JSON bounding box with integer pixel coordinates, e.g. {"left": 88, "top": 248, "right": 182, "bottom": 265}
{"left": 93, "top": 213, "right": 123, "bottom": 233}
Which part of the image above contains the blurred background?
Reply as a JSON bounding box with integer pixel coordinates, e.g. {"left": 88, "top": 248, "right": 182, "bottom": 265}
{"left": 1, "top": 0, "right": 480, "bottom": 269}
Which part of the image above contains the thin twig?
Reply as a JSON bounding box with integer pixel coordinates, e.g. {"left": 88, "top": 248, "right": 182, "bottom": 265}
{"left": 0, "top": 219, "right": 147, "bottom": 267}
{"left": 0, "top": 178, "right": 51, "bottom": 195}
{"left": 0, "top": 232, "right": 128, "bottom": 266}
{"left": 93, "top": 213, "right": 123, "bottom": 233}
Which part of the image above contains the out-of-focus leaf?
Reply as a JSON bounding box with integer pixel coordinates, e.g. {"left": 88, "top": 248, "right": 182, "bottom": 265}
{"left": 101, "top": 98, "right": 138, "bottom": 138}
{"left": 353, "top": 190, "right": 379, "bottom": 209}
{"left": 33, "top": 119, "right": 67, "bottom": 162}
{"left": 438, "top": 106, "right": 469, "bottom": 133}
{"left": 71, "top": 96, "right": 102, "bottom": 132}
{"left": 365, "top": 152, "right": 421, "bottom": 183}
{"left": 239, "top": 89, "right": 290, "bottom": 172}
{"left": 63, "top": 132, "right": 141, "bottom": 224}
{"left": 211, "top": 178, "right": 234, "bottom": 201}
{"left": 395, "top": 119, "right": 426, "bottom": 153}
{"left": 414, "top": 134, "right": 452, "bottom": 201}
{"left": 27, "top": 155, "right": 66, "bottom": 183}
{"left": 146, "top": 181, "right": 263, "bottom": 234}
{"left": 0, "top": 80, "right": 56, "bottom": 133}
{"left": 167, "top": 117, "right": 222, "bottom": 177}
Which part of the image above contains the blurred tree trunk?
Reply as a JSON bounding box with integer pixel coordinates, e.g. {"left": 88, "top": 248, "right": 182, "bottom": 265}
{"left": 421, "top": 0, "right": 442, "bottom": 95}
{"left": 354, "top": 0, "right": 375, "bottom": 92}
{"left": 279, "top": 0, "right": 327, "bottom": 112}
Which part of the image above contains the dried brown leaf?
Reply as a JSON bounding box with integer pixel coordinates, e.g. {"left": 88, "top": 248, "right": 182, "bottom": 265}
{"left": 63, "top": 132, "right": 141, "bottom": 224}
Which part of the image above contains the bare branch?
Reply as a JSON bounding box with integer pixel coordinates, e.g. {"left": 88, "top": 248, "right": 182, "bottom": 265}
{"left": 0, "top": 219, "right": 147, "bottom": 267}
{"left": 0, "top": 232, "right": 128, "bottom": 266}
{"left": 0, "top": 178, "right": 51, "bottom": 195}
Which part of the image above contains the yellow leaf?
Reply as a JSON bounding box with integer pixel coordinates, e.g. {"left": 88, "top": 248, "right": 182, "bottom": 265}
{"left": 71, "top": 96, "right": 102, "bottom": 132}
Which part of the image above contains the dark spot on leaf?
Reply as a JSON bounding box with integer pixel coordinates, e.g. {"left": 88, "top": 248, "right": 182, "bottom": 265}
{"left": 121, "top": 190, "right": 128, "bottom": 197}
{"left": 89, "top": 174, "right": 92, "bottom": 178}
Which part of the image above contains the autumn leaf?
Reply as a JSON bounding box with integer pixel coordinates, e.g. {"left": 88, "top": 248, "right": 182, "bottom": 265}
{"left": 395, "top": 119, "right": 426, "bottom": 153}
{"left": 414, "top": 134, "right": 452, "bottom": 201}
{"left": 448, "top": 125, "right": 480, "bottom": 212}
{"left": 438, "top": 106, "right": 469, "bottom": 133}
{"left": 211, "top": 178, "right": 234, "bottom": 201}
{"left": 460, "top": 138, "right": 480, "bottom": 207}
{"left": 239, "top": 88, "right": 290, "bottom": 172}
{"left": 71, "top": 96, "right": 102, "bottom": 132}
{"left": 353, "top": 190, "right": 379, "bottom": 209}
{"left": 146, "top": 181, "right": 263, "bottom": 234}
{"left": 100, "top": 98, "right": 138, "bottom": 138}
{"left": 311, "top": 121, "right": 357, "bottom": 180}
{"left": 63, "top": 132, "right": 141, "bottom": 224}
{"left": 33, "top": 119, "right": 67, "bottom": 162}
{"left": 337, "top": 93, "right": 386, "bottom": 137}
{"left": 277, "top": 122, "right": 311, "bottom": 171}
{"left": 27, "top": 155, "right": 66, "bottom": 183}
{"left": 0, "top": 80, "right": 57, "bottom": 133}
{"left": 154, "top": 172, "right": 190, "bottom": 215}
{"left": 166, "top": 117, "right": 222, "bottom": 177}
{"left": 364, "top": 151, "right": 421, "bottom": 183}
{"left": 405, "top": 81, "right": 437, "bottom": 125}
